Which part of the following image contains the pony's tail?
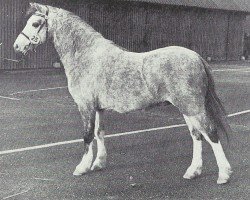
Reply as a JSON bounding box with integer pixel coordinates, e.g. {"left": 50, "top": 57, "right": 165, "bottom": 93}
{"left": 201, "top": 58, "right": 232, "bottom": 143}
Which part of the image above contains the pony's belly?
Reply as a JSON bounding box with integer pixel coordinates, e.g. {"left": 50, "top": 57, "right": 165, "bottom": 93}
{"left": 100, "top": 90, "right": 154, "bottom": 113}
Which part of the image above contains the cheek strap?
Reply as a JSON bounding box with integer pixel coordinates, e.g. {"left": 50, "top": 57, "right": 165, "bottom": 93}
{"left": 20, "top": 32, "right": 41, "bottom": 45}
{"left": 20, "top": 7, "right": 49, "bottom": 47}
{"left": 20, "top": 32, "right": 30, "bottom": 40}
{"left": 20, "top": 19, "right": 46, "bottom": 45}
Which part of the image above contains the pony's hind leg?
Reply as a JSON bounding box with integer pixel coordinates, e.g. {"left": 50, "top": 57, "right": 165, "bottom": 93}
{"left": 91, "top": 110, "right": 107, "bottom": 171}
{"left": 184, "top": 113, "right": 232, "bottom": 184}
{"left": 183, "top": 115, "right": 203, "bottom": 179}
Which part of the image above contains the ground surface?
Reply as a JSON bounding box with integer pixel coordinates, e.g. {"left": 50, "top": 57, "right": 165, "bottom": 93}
{"left": 0, "top": 62, "right": 249, "bottom": 200}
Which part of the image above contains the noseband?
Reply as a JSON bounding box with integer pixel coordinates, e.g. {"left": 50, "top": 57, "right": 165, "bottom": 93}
{"left": 21, "top": 7, "right": 49, "bottom": 46}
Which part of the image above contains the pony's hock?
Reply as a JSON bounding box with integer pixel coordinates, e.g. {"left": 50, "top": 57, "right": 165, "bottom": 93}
{"left": 14, "top": 3, "right": 232, "bottom": 184}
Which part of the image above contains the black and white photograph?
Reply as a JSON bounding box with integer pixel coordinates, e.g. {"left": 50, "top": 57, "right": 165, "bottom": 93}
{"left": 0, "top": 0, "right": 249, "bottom": 199}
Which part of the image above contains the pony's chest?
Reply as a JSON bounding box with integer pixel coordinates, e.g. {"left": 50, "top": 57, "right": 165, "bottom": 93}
{"left": 66, "top": 71, "right": 96, "bottom": 105}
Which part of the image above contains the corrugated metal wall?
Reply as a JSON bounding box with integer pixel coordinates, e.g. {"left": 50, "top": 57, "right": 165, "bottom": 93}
{"left": 0, "top": 0, "right": 246, "bottom": 69}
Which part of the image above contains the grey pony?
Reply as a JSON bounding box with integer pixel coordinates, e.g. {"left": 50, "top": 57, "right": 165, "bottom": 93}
{"left": 14, "top": 3, "right": 232, "bottom": 184}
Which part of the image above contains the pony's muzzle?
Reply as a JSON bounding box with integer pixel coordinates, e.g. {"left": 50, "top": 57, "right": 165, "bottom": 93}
{"left": 13, "top": 35, "right": 31, "bottom": 54}
{"left": 13, "top": 43, "right": 20, "bottom": 52}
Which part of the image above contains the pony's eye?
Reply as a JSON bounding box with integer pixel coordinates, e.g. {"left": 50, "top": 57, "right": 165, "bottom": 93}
{"left": 32, "top": 22, "right": 40, "bottom": 28}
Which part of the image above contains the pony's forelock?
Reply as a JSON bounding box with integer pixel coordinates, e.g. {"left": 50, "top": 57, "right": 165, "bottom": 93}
{"left": 25, "top": 3, "right": 46, "bottom": 19}
{"left": 25, "top": 5, "right": 37, "bottom": 18}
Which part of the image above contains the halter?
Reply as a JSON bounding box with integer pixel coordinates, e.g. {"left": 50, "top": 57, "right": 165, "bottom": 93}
{"left": 21, "top": 7, "right": 49, "bottom": 46}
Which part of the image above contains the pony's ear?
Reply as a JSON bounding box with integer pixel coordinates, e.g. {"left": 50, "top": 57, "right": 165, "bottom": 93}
{"left": 29, "top": 2, "right": 46, "bottom": 14}
{"left": 29, "top": 2, "right": 39, "bottom": 10}
{"left": 29, "top": 2, "right": 36, "bottom": 7}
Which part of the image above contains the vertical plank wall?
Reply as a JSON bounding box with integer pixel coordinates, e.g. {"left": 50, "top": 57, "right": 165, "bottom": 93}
{"left": 0, "top": 0, "right": 24, "bottom": 69}
{"left": 0, "top": 0, "right": 247, "bottom": 69}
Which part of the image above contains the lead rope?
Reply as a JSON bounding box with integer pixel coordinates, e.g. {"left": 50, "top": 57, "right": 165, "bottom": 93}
{"left": 0, "top": 42, "right": 24, "bottom": 63}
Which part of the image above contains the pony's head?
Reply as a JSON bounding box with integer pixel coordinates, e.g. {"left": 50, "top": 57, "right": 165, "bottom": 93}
{"left": 14, "top": 3, "right": 50, "bottom": 54}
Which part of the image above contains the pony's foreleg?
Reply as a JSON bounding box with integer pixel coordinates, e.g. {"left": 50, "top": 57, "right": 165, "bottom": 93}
{"left": 73, "top": 106, "right": 95, "bottom": 176}
{"left": 183, "top": 115, "right": 203, "bottom": 179}
{"left": 73, "top": 142, "right": 94, "bottom": 176}
{"left": 91, "top": 110, "right": 107, "bottom": 171}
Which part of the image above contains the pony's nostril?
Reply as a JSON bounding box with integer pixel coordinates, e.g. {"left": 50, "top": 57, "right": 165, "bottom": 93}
{"left": 14, "top": 43, "right": 19, "bottom": 50}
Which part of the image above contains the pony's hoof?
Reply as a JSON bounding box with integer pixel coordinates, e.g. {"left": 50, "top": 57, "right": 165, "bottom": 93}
{"left": 217, "top": 176, "right": 230, "bottom": 184}
{"left": 73, "top": 166, "right": 90, "bottom": 176}
{"left": 73, "top": 170, "right": 83, "bottom": 176}
{"left": 217, "top": 169, "right": 232, "bottom": 184}
{"left": 183, "top": 172, "right": 200, "bottom": 179}
{"left": 183, "top": 167, "right": 202, "bottom": 179}
{"left": 91, "top": 159, "right": 106, "bottom": 171}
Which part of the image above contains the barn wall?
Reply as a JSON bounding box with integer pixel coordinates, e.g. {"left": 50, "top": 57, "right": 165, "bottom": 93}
{"left": 0, "top": 0, "right": 24, "bottom": 69}
{"left": 245, "top": 15, "right": 250, "bottom": 34}
{"left": 227, "top": 13, "right": 245, "bottom": 60}
{"left": 190, "top": 9, "right": 229, "bottom": 60}
{"left": 143, "top": 5, "right": 192, "bottom": 51}
{"left": 80, "top": 2, "right": 242, "bottom": 61}
{"left": 0, "top": 0, "right": 247, "bottom": 70}
{"left": 71, "top": 1, "right": 239, "bottom": 61}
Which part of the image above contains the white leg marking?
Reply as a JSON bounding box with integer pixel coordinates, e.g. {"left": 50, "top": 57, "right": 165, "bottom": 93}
{"left": 91, "top": 111, "right": 107, "bottom": 171}
{"left": 187, "top": 113, "right": 232, "bottom": 184}
{"left": 205, "top": 137, "right": 232, "bottom": 184}
{"left": 91, "top": 131, "right": 107, "bottom": 171}
{"left": 183, "top": 137, "right": 203, "bottom": 179}
{"left": 73, "top": 142, "right": 93, "bottom": 176}
{"left": 183, "top": 115, "right": 203, "bottom": 179}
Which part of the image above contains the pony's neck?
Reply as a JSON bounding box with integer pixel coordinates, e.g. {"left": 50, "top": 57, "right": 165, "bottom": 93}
{"left": 48, "top": 8, "right": 107, "bottom": 71}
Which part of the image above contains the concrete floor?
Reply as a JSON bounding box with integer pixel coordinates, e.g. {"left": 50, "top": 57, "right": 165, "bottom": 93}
{"left": 0, "top": 62, "right": 249, "bottom": 199}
